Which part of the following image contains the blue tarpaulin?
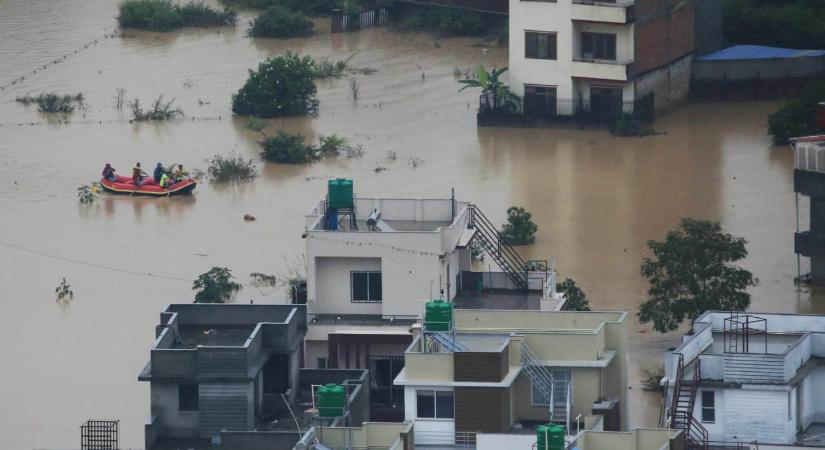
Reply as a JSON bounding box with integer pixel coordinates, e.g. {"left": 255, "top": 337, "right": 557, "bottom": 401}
{"left": 699, "top": 45, "right": 825, "bottom": 61}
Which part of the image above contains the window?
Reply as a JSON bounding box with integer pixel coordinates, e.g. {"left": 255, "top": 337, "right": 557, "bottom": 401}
{"left": 589, "top": 87, "right": 624, "bottom": 119}
{"left": 317, "top": 357, "right": 328, "bottom": 369}
{"left": 581, "top": 32, "right": 616, "bottom": 60}
{"left": 525, "top": 31, "right": 557, "bottom": 60}
{"left": 351, "top": 271, "right": 382, "bottom": 302}
{"left": 701, "top": 391, "right": 715, "bottom": 423}
{"left": 178, "top": 384, "right": 199, "bottom": 411}
{"left": 531, "top": 369, "right": 572, "bottom": 407}
{"left": 416, "top": 390, "right": 454, "bottom": 419}
{"left": 524, "top": 85, "right": 557, "bottom": 118}
{"left": 370, "top": 356, "right": 405, "bottom": 406}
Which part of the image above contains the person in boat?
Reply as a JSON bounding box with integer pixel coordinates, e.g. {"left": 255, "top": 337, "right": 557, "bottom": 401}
{"left": 132, "top": 162, "right": 147, "bottom": 187}
{"left": 173, "top": 164, "right": 186, "bottom": 182}
{"left": 153, "top": 162, "right": 164, "bottom": 184}
{"left": 101, "top": 163, "right": 116, "bottom": 182}
{"left": 158, "top": 172, "right": 174, "bottom": 189}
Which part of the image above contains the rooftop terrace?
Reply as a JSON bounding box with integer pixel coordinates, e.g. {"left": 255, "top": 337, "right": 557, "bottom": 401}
{"left": 306, "top": 197, "right": 470, "bottom": 233}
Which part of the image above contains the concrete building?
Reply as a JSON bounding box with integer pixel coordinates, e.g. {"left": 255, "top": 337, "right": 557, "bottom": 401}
{"left": 506, "top": 0, "right": 696, "bottom": 121}
{"left": 663, "top": 311, "right": 825, "bottom": 447}
{"left": 138, "top": 304, "right": 370, "bottom": 450}
{"left": 302, "top": 191, "right": 563, "bottom": 420}
{"left": 793, "top": 135, "right": 825, "bottom": 285}
{"left": 393, "top": 308, "right": 629, "bottom": 445}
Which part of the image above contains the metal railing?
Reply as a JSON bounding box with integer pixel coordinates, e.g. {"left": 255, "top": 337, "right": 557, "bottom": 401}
{"left": 521, "top": 341, "right": 557, "bottom": 422}
{"left": 468, "top": 205, "right": 530, "bottom": 291}
{"left": 413, "top": 430, "right": 478, "bottom": 448}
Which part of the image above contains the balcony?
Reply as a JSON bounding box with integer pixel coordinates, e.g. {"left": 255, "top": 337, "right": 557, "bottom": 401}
{"left": 571, "top": 0, "right": 634, "bottom": 24}
{"left": 572, "top": 57, "right": 633, "bottom": 82}
{"left": 795, "top": 231, "right": 825, "bottom": 257}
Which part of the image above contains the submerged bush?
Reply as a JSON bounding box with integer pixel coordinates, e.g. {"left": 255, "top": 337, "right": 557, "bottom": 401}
{"left": 222, "top": 0, "right": 349, "bottom": 15}
{"left": 206, "top": 153, "right": 258, "bottom": 182}
{"left": 260, "top": 130, "right": 319, "bottom": 164}
{"left": 232, "top": 52, "right": 317, "bottom": 117}
{"left": 118, "top": 0, "right": 236, "bottom": 31}
{"left": 131, "top": 95, "right": 182, "bottom": 121}
{"left": 16, "top": 93, "right": 84, "bottom": 113}
{"left": 249, "top": 6, "right": 313, "bottom": 37}
{"left": 768, "top": 80, "right": 825, "bottom": 144}
{"left": 395, "top": 4, "right": 485, "bottom": 36}
{"left": 610, "top": 113, "right": 655, "bottom": 137}
{"left": 500, "top": 206, "right": 537, "bottom": 246}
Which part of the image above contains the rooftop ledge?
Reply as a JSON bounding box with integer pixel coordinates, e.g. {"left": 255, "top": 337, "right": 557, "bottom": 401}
{"left": 306, "top": 197, "right": 470, "bottom": 233}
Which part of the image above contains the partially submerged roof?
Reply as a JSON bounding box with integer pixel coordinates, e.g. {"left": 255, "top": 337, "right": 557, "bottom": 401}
{"left": 699, "top": 45, "right": 825, "bottom": 61}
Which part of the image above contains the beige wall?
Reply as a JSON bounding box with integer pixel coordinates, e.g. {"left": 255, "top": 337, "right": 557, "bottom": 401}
{"left": 321, "top": 422, "right": 411, "bottom": 449}
{"left": 454, "top": 310, "right": 625, "bottom": 332}
{"left": 604, "top": 321, "right": 628, "bottom": 430}
{"left": 314, "top": 257, "right": 382, "bottom": 315}
{"left": 511, "top": 368, "right": 602, "bottom": 423}
{"left": 574, "top": 428, "right": 678, "bottom": 450}
{"left": 405, "top": 352, "right": 454, "bottom": 382}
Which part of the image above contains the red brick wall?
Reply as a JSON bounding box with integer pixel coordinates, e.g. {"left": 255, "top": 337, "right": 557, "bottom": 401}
{"left": 634, "top": 0, "right": 695, "bottom": 74}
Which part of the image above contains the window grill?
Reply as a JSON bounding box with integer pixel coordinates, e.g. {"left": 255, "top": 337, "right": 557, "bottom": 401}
{"left": 80, "top": 420, "right": 119, "bottom": 450}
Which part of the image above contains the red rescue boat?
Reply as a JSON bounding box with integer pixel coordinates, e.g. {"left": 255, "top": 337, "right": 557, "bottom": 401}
{"left": 100, "top": 175, "right": 196, "bottom": 196}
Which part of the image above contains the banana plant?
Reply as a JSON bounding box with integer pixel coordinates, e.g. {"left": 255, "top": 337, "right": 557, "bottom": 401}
{"left": 458, "top": 65, "right": 520, "bottom": 112}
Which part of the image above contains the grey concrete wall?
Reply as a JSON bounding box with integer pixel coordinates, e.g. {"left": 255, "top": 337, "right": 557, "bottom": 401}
{"left": 151, "top": 349, "right": 196, "bottom": 377}
{"left": 166, "top": 304, "right": 305, "bottom": 327}
{"left": 215, "top": 431, "right": 300, "bottom": 450}
{"left": 693, "top": 57, "right": 825, "bottom": 81}
{"left": 298, "top": 369, "right": 370, "bottom": 425}
{"left": 199, "top": 382, "right": 253, "bottom": 438}
{"left": 635, "top": 53, "right": 693, "bottom": 114}
{"left": 694, "top": 0, "right": 723, "bottom": 57}
{"left": 197, "top": 347, "right": 247, "bottom": 377}
{"left": 150, "top": 382, "right": 199, "bottom": 439}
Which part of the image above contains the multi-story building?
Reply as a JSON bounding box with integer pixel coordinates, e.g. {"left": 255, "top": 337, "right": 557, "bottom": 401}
{"left": 138, "top": 304, "right": 371, "bottom": 450}
{"left": 301, "top": 183, "right": 563, "bottom": 419}
{"left": 663, "top": 311, "right": 825, "bottom": 447}
{"left": 793, "top": 134, "right": 825, "bottom": 285}
{"left": 394, "top": 308, "right": 629, "bottom": 445}
{"left": 507, "top": 0, "right": 697, "bottom": 120}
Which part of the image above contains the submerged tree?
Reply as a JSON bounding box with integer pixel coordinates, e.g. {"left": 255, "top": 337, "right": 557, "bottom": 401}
{"left": 232, "top": 52, "right": 317, "bottom": 117}
{"left": 193, "top": 267, "right": 242, "bottom": 303}
{"left": 500, "top": 206, "right": 537, "bottom": 245}
{"left": 638, "top": 218, "right": 757, "bottom": 333}
{"left": 458, "top": 65, "right": 519, "bottom": 113}
{"left": 558, "top": 278, "right": 590, "bottom": 311}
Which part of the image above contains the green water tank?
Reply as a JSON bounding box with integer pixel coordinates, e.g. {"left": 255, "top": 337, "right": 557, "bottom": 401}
{"left": 317, "top": 384, "right": 346, "bottom": 417}
{"left": 424, "top": 299, "right": 452, "bottom": 332}
{"left": 327, "top": 178, "right": 354, "bottom": 209}
{"left": 536, "top": 424, "right": 565, "bottom": 450}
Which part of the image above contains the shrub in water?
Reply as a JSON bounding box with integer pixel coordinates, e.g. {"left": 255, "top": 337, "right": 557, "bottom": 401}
{"left": 249, "top": 6, "right": 313, "bottom": 38}
{"left": 260, "top": 130, "right": 319, "bottom": 164}
{"left": 232, "top": 52, "right": 317, "bottom": 117}
{"left": 396, "top": 4, "right": 485, "bottom": 36}
{"left": 206, "top": 153, "right": 258, "bottom": 182}
{"left": 131, "top": 95, "right": 182, "bottom": 121}
{"left": 500, "top": 206, "right": 537, "bottom": 245}
{"left": 223, "top": 0, "right": 345, "bottom": 15}
{"left": 768, "top": 80, "right": 825, "bottom": 144}
{"left": 610, "top": 113, "right": 654, "bottom": 137}
{"left": 16, "top": 93, "right": 83, "bottom": 113}
{"left": 118, "top": 0, "right": 235, "bottom": 31}
{"left": 193, "top": 267, "right": 242, "bottom": 303}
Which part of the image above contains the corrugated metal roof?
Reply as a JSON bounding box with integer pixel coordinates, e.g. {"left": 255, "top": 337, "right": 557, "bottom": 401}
{"left": 699, "top": 45, "right": 825, "bottom": 61}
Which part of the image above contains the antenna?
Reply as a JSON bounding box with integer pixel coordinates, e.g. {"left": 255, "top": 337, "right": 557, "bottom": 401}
{"left": 281, "top": 393, "right": 303, "bottom": 438}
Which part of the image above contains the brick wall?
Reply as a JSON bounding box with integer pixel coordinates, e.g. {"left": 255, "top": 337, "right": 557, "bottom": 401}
{"left": 634, "top": 0, "right": 695, "bottom": 74}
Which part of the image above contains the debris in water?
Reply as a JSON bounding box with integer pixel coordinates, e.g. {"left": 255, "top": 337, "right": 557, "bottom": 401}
{"left": 244, "top": 214, "right": 256, "bottom": 221}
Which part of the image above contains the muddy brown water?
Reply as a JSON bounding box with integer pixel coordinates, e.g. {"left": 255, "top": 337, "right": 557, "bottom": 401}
{"left": 1, "top": 0, "right": 822, "bottom": 448}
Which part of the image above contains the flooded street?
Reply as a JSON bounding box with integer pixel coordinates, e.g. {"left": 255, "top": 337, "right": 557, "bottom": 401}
{"left": 1, "top": 0, "right": 822, "bottom": 448}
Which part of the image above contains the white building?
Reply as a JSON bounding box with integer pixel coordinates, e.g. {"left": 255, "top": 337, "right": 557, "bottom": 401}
{"left": 663, "top": 311, "right": 825, "bottom": 447}
{"left": 506, "top": 0, "right": 697, "bottom": 119}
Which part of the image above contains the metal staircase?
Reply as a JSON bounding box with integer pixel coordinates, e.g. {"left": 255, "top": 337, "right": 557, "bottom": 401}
{"left": 468, "top": 205, "right": 529, "bottom": 291}
{"left": 668, "top": 354, "right": 708, "bottom": 450}
{"left": 521, "top": 341, "right": 569, "bottom": 425}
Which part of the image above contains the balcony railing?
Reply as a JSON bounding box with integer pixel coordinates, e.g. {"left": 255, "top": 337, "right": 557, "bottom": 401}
{"left": 572, "top": 57, "right": 635, "bottom": 81}
{"left": 794, "top": 139, "right": 825, "bottom": 174}
{"left": 571, "top": 0, "right": 634, "bottom": 23}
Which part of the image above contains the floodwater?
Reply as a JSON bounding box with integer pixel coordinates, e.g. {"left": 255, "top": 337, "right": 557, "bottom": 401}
{"left": 0, "top": 0, "right": 821, "bottom": 448}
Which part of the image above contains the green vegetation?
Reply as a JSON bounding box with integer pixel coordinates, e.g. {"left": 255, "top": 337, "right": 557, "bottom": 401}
{"left": 638, "top": 218, "right": 757, "bottom": 333}
{"left": 193, "top": 267, "right": 242, "bottom": 303}
{"left": 77, "top": 183, "right": 99, "bottom": 204}
{"left": 392, "top": 3, "right": 507, "bottom": 39}
{"left": 131, "top": 95, "right": 182, "bottom": 121}
{"left": 723, "top": 0, "right": 825, "bottom": 49}
{"left": 558, "top": 278, "right": 590, "bottom": 311}
{"left": 249, "top": 6, "right": 314, "bottom": 38}
{"left": 459, "top": 65, "right": 519, "bottom": 113}
{"left": 55, "top": 278, "right": 74, "bottom": 303}
{"left": 118, "top": 0, "right": 236, "bottom": 31}
{"left": 767, "top": 80, "right": 825, "bottom": 144}
{"left": 232, "top": 52, "right": 317, "bottom": 118}
{"left": 318, "top": 134, "right": 363, "bottom": 158}
{"left": 16, "top": 93, "right": 84, "bottom": 113}
{"left": 206, "top": 153, "right": 258, "bottom": 182}
{"left": 610, "top": 113, "right": 655, "bottom": 137}
{"left": 246, "top": 118, "right": 268, "bottom": 132}
{"left": 260, "top": 130, "right": 319, "bottom": 164}
{"left": 222, "top": 0, "right": 374, "bottom": 15}
{"left": 500, "top": 206, "right": 537, "bottom": 245}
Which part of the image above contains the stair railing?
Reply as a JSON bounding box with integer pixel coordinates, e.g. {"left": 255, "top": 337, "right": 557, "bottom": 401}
{"left": 521, "top": 340, "right": 557, "bottom": 422}
{"left": 468, "top": 205, "right": 530, "bottom": 290}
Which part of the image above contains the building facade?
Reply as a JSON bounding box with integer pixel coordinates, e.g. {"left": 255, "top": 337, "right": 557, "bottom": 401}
{"left": 664, "top": 311, "right": 825, "bottom": 446}
{"left": 507, "top": 0, "right": 695, "bottom": 120}
{"left": 394, "top": 309, "right": 628, "bottom": 445}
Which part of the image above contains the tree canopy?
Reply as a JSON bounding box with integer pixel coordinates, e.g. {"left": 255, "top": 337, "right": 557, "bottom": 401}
{"left": 231, "top": 52, "right": 317, "bottom": 117}
{"left": 193, "top": 267, "right": 242, "bottom": 303}
{"left": 638, "top": 218, "right": 757, "bottom": 333}
{"left": 558, "top": 278, "right": 590, "bottom": 311}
